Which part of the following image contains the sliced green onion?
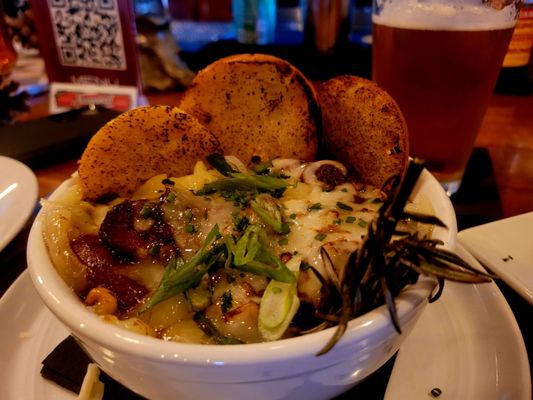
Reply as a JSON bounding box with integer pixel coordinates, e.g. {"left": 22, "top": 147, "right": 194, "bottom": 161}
{"left": 251, "top": 194, "right": 290, "bottom": 234}
{"left": 259, "top": 255, "right": 301, "bottom": 341}
{"left": 165, "top": 192, "right": 176, "bottom": 203}
{"left": 142, "top": 225, "right": 222, "bottom": 311}
{"left": 231, "top": 225, "right": 295, "bottom": 283}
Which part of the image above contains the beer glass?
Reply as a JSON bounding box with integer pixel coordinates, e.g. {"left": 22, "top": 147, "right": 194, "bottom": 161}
{"left": 372, "top": 0, "right": 521, "bottom": 194}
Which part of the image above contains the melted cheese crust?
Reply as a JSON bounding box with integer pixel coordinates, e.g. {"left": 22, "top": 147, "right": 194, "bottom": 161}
{"left": 42, "top": 158, "right": 430, "bottom": 343}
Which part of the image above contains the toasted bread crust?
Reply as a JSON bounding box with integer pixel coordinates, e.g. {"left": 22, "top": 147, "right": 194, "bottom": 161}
{"left": 78, "top": 106, "right": 220, "bottom": 201}
{"left": 180, "top": 53, "right": 320, "bottom": 163}
{"left": 318, "top": 75, "right": 409, "bottom": 186}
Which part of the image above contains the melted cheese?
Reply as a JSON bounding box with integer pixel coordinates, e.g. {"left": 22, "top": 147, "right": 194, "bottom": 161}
{"left": 281, "top": 182, "right": 383, "bottom": 276}
{"left": 45, "top": 158, "right": 434, "bottom": 344}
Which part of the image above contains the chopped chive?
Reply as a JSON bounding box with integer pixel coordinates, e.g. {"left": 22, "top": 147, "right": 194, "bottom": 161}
{"left": 333, "top": 218, "right": 342, "bottom": 225}
{"left": 345, "top": 216, "right": 356, "bottom": 223}
{"left": 314, "top": 233, "right": 327, "bottom": 241}
{"left": 149, "top": 244, "right": 160, "bottom": 256}
{"left": 336, "top": 201, "right": 353, "bottom": 211}
{"left": 140, "top": 205, "right": 153, "bottom": 219}
{"left": 184, "top": 209, "right": 193, "bottom": 222}
{"left": 358, "top": 219, "right": 368, "bottom": 228}
{"left": 341, "top": 188, "right": 348, "bottom": 192}
{"left": 166, "top": 192, "right": 176, "bottom": 202}
{"left": 185, "top": 223, "right": 197, "bottom": 233}
{"left": 278, "top": 238, "right": 289, "bottom": 246}
{"left": 308, "top": 203, "right": 322, "bottom": 211}
{"left": 289, "top": 213, "right": 297, "bottom": 219}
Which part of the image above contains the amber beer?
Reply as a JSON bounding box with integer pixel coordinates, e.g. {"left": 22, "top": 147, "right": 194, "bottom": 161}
{"left": 372, "top": 5, "right": 516, "bottom": 191}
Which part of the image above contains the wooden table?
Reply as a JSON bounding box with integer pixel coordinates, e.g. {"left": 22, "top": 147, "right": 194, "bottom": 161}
{"left": 476, "top": 94, "right": 533, "bottom": 217}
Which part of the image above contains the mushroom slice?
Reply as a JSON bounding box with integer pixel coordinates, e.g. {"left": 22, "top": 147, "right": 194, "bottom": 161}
{"left": 271, "top": 159, "right": 306, "bottom": 180}
{"left": 302, "top": 160, "right": 348, "bottom": 189}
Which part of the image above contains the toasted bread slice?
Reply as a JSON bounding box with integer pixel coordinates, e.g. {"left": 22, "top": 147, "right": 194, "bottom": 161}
{"left": 179, "top": 53, "right": 320, "bottom": 164}
{"left": 78, "top": 106, "right": 220, "bottom": 201}
{"left": 318, "top": 76, "right": 409, "bottom": 186}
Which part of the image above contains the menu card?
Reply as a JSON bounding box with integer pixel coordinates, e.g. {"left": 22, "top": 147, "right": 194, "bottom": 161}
{"left": 29, "top": 0, "right": 142, "bottom": 113}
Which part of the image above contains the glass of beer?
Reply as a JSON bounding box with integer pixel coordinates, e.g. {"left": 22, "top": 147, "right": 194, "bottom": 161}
{"left": 372, "top": 0, "right": 521, "bottom": 194}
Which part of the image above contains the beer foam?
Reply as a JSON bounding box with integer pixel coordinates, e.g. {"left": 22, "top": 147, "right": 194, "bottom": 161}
{"left": 373, "top": 0, "right": 517, "bottom": 30}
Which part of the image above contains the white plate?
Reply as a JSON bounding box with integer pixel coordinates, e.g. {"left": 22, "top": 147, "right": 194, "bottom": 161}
{"left": 458, "top": 212, "right": 533, "bottom": 305}
{"left": 2, "top": 259, "right": 530, "bottom": 399}
{"left": 0, "top": 271, "right": 73, "bottom": 399}
{"left": 0, "top": 156, "right": 38, "bottom": 251}
{"left": 385, "top": 243, "right": 531, "bottom": 400}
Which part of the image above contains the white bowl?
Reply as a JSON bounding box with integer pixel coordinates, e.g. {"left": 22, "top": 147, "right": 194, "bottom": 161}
{"left": 27, "top": 169, "right": 456, "bottom": 400}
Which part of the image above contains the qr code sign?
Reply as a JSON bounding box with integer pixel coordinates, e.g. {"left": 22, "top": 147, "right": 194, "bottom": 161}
{"left": 48, "top": 0, "right": 127, "bottom": 70}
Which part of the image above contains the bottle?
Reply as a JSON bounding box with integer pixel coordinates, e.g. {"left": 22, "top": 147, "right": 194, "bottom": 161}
{"left": 0, "top": 10, "right": 17, "bottom": 77}
{"left": 495, "top": 0, "right": 533, "bottom": 95}
{"left": 348, "top": 0, "right": 372, "bottom": 47}
{"left": 309, "top": 0, "right": 342, "bottom": 53}
{"left": 232, "top": 0, "right": 276, "bottom": 45}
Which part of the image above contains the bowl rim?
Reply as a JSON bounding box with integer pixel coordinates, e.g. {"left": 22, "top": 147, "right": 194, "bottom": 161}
{"left": 27, "top": 168, "right": 456, "bottom": 366}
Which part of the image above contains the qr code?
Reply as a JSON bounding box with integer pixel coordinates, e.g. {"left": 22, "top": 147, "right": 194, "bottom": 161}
{"left": 48, "top": 0, "right": 127, "bottom": 70}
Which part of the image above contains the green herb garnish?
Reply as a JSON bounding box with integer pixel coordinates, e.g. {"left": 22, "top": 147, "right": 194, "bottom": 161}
{"left": 200, "top": 174, "right": 290, "bottom": 196}
{"left": 140, "top": 205, "right": 154, "bottom": 219}
{"left": 314, "top": 233, "right": 327, "bottom": 241}
{"left": 251, "top": 194, "right": 290, "bottom": 234}
{"left": 184, "top": 209, "right": 193, "bottom": 222}
{"left": 336, "top": 201, "right": 353, "bottom": 211}
{"left": 185, "top": 223, "right": 197, "bottom": 233}
{"left": 142, "top": 225, "right": 223, "bottom": 311}
{"left": 231, "top": 225, "right": 296, "bottom": 283}
{"left": 252, "top": 159, "right": 273, "bottom": 175}
{"left": 148, "top": 244, "right": 160, "bottom": 256}
{"left": 231, "top": 212, "right": 250, "bottom": 232}
{"left": 278, "top": 238, "right": 289, "bottom": 246}
{"left": 165, "top": 192, "right": 176, "bottom": 203}
{"left": 206, "top": 153, "right": 237, "bottom": 176}
{"left": 308, "top": 203, "right": 322, "bottom": 211}
{"left": 358, "top": 220, "right": 368, "bottom": 228}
